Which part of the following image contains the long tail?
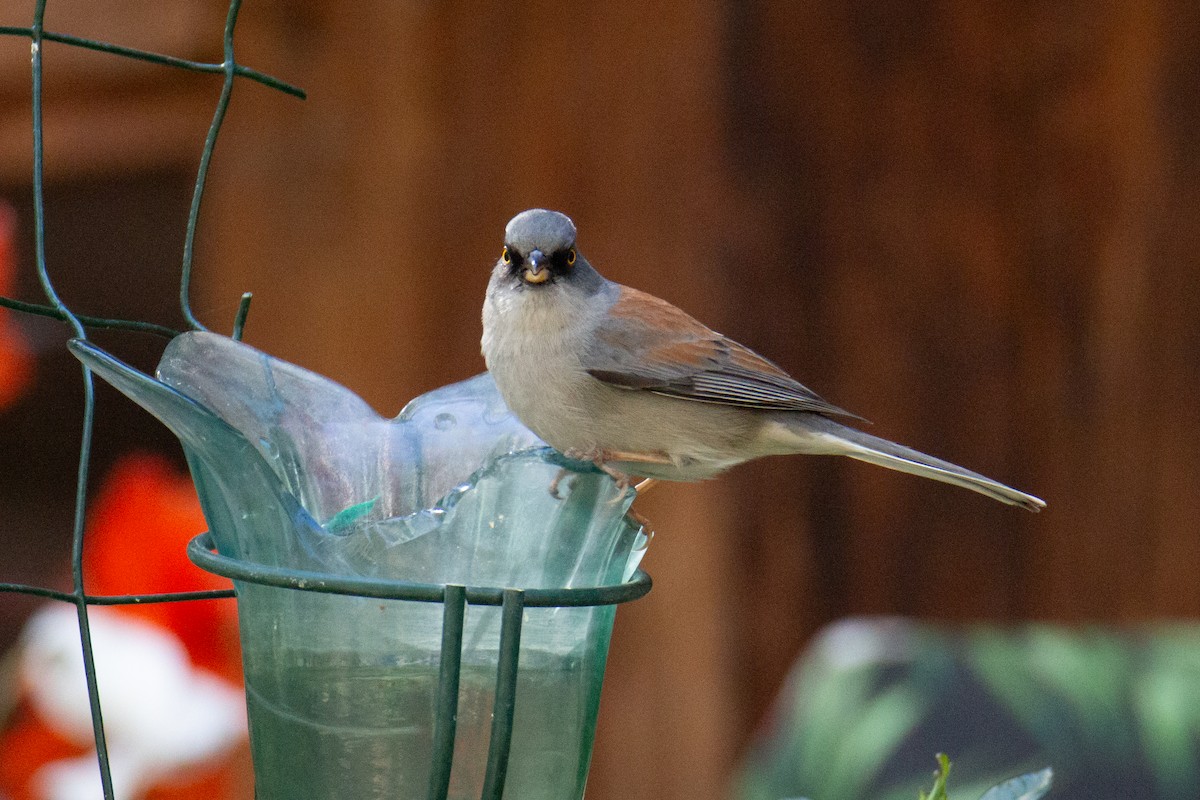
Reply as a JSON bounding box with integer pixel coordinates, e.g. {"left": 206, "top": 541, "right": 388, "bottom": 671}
{"left": 786, "top": 416, "right": 1045, "bottom": 512}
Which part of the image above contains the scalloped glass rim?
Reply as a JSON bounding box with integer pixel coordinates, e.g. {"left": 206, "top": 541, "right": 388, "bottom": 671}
{"left": 68, "top": 333, "right": 648, "bottom": 591}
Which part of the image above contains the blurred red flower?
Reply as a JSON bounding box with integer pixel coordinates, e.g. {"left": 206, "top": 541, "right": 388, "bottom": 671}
{"left": 82, "top": 453, "right": 240, "bottom": 682}
{"left": 0, "top": 201, "right": 34, "bottom": 411}
{"left": 0, "top": 453, "right": 250, "bottom": 800}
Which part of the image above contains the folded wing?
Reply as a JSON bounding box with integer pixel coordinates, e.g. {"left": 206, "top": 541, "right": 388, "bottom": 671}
{"left": 584, "top": 286, "right": 861, "bottom": 420}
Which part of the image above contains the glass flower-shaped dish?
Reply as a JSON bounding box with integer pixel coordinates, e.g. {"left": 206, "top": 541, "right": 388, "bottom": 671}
{"left": 71, "top": 332, "right": 649, "bottom": 800}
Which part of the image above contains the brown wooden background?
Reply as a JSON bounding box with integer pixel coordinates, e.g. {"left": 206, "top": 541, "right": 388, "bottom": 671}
{"left": 4, "top": 2, "right": 1200, "bottom": 799}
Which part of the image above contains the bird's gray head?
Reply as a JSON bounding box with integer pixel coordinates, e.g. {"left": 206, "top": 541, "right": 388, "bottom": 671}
{"left": 498, "top": 209, "right": 603, "bottom": 292}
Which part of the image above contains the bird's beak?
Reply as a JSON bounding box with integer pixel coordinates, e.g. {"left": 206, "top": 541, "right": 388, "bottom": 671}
{"left": 523, "top": 249, "right": 550, "bottom": 284}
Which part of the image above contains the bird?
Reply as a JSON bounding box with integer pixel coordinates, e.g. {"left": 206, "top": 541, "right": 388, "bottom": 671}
{"left": 481, "top": 208, "right": 1044, "bottom": 512}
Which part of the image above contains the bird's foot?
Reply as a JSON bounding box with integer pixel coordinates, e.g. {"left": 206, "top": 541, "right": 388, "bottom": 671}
{"left": 554, "top": 449, "right": 657, "bottom": 536}
{"left": 591, "top": 461, "right": 638, "bottom": 505}
{"left": 548, "top": 467, "right": 573, "bottom": 499}
{"left": 561, "top": 446, "right": 604, "bottom": 466}
{"left": 628, "top": 507, "right": 655, "bottom": 542}
{"left": 558, "top": 448, "right": 667, "bottom": 503}
{"left": 604, "top": 476, "right": 662, "bottom": 506}
{"left": 558, "top": 446, "right": 630, "bottom": 501}
{"left": 600, "top": 463, "right": 635, "bottom": 493}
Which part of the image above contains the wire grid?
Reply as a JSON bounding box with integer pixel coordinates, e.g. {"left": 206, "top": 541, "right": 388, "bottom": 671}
{"left": 0, "top": 2, "right": 305, "bottom": 798}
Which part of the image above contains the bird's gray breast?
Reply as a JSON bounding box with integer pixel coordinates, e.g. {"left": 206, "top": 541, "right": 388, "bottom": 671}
{"left": 481, "top": 274, "right": 763, "bottom": 479}
{"left": 482, "top": 278, "right": 612, "bottom": 450}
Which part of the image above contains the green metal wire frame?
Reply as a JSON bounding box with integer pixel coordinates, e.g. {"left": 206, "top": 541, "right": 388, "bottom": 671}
{"left": 0, "top": 3, "right": 303, "bottom": 799}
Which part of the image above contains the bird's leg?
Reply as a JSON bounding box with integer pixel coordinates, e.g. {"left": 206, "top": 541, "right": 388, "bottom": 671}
{"left": 552, "top": 447, "right": 617, "bottom": 499}
{"left": 561, "top": 447, "right": 625, "bottom": 484}
{"left": 627, "top": 507, "right": 655, "bottom": 541}
{"left": 634, "top": 478, "right": 658, "bottom": 495}
{"left": 562, "top": 447, "right": 669, "bottom": 495}
{"left": 597, "top": 461, "right": 635, "bottom": 492}
{"left": 548, "top": 468, "right": 573, "bottom": 500}
{"left": 596, "top": 450, "right": 670, "bottom": 502}
{"left": 549, "top": 462, "right": 630, "bottom": 503}
{"left": 602, "top": 469, "right": 639, "bottom": 504}
{"left": 603, "top": 476, "right": 660, "bottom": 507}
{"left": 555, "top": 448, "right": 669, "bottom": 506}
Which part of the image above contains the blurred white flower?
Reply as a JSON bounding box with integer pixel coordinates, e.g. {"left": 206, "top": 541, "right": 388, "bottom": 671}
{"left": 19, "top": 605, "right": 245, "bottom": 800}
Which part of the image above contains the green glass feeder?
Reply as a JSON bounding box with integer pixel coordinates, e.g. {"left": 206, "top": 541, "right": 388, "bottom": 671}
{"left": 71, "top": 332, "right": 651, "bottom": 800}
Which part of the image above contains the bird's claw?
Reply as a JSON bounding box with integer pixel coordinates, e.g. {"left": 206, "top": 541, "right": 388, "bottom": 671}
{"left": 561, "top": 446, "right": 603, "bottom": 467}
{"left": 551, "top": 449, "right": 656, "bottom": 537}
{"left": 628, "top": 508, "right": 655, "bottom": 543}
{"left": 554, "top": 449, "right": 658, "bottom": 504}
{"left": 548, "top": 468, "right": 570, "bottom": 499}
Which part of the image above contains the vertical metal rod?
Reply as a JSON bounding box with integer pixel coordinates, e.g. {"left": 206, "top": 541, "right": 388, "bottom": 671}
{"left": 30, "top": 4, "right": 113, "bottom": 798}
{"left": 426, "top": 585, "right": 466, "bottom": 800}
{"left": 480, "top": 589, "right": 525, "bottom": 800}
{"left": 231, "top": 291, "right": 253, "bottom": 340}
{"left": 179, "top": 0, "right": 243, "bottom": 331}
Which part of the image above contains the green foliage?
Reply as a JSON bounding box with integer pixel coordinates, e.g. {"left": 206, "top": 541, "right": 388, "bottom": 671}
{"left": 977, "top": 767, "right": 1053, "bottom": 800}
{"left": 918, "top": 754, "right": 953, "bottom": 800}
{"left": 916, "top": 755, "right": 1052, "bottom": 800}
{"left": 786, "top": 755, "right": 1053, "bottom": 800}
{"left": 738, "top": 621, "right": 1200, "bottom": 800}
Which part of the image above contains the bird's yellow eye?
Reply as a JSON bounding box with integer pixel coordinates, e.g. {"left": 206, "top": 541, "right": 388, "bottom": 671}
{"left": 566, "top": 248, "right": 576, "bottom": 266}
{"left": 501, "top": 246, "right": 512, "bottom": 264}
